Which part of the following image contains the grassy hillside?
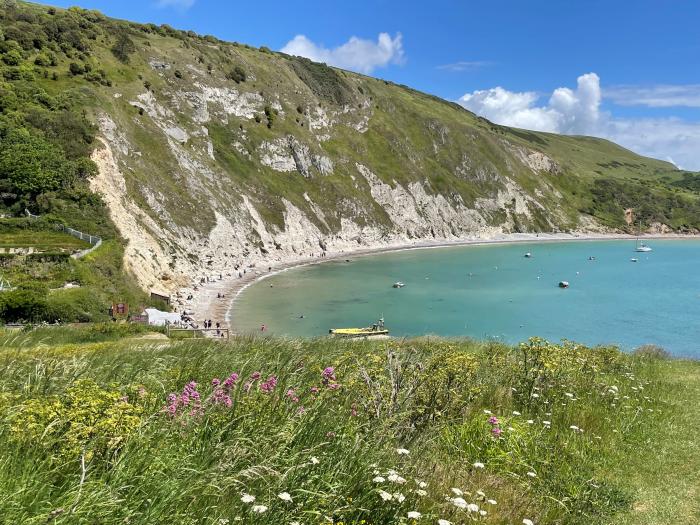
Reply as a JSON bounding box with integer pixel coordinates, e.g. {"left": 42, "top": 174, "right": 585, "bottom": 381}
{"left": 0, "top": 328, "right": 698, "bottom": 524}
{"left": 1, "top": 0, "right": 699, "bottom": 323}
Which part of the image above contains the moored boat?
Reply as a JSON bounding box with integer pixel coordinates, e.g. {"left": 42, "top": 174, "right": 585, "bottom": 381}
{"left": 392, "top": 281, "right": 405, "bottom": 288}
{"left": 329, "top": 317, "right": 389, "bottom": 338}
{"left": 558, "top": 281, "right": 569, "bottom": 288}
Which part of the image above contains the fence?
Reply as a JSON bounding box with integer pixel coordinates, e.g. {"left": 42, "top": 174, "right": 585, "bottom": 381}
{"left": 25, "top": 209, "right": 102, "bottom": 258}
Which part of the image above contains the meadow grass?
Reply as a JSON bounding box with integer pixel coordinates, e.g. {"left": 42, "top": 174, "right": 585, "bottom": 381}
{"left": 0, "top": 328, "right": 697, "bottom": 524}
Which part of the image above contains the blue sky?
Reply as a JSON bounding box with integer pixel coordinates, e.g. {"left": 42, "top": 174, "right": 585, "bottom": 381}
{"left": 49, "top": 0, "right": 700, "bottom": 169}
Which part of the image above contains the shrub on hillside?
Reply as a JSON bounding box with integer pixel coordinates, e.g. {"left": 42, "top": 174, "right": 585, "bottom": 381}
{"left": 226, "top": 65, "right": 246, "bottom": 83}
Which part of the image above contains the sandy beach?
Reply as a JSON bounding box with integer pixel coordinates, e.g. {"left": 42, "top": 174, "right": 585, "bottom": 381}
{"left": 182, "top": 231, "right": 698, "bottom": 333}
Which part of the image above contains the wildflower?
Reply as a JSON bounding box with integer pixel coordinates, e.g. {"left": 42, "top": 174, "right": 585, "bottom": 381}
{"left": 531, "top": 393, "right": 539, "bottom": 398}
{"left": 416, "top": 480, "right": 427, "bottom": 488}
{"left": 479, "top": 510, "right": 488, "bottom": 516}
{"left": 451, "top": 488, "right": 463, "bottom": 496}
{"left": 570, "top": 425, "right": 580, "bottom": 431}
{"left": 523, "top": 520, "right": 534, "bottom": 525}
{"left": 542, "top": 420, "right": 551, "bottom": 426}
{"left": 351, "top": 403, "right": 358, "bottom": 417}
{"left": 396, "top": 448, "right": 410, "bottom": 455}
{"left": 379, "top": 490, "right": 393, "bottom": 501}
{"left": 450, "top": 497, "right": 467, "bottom": 509}
{"left": 387, "top": 473, "right": 406, "bottom": 484}
{"left": 527, "top": 471, "right": 537, "bottom": 478}
{"left": 260, "top": 375, "right": 278, "bottom": 393}
{"left": 487, "top": 499, "right": 497, "bottom": 505}
{"left": 408, "top": 511, "right": 421, "bottom": 519}
{"left": 467, "top": 503, "right": 480, "bottom": 512}
{"left": 373, "top": 476, "right": 386, "bottom": 483}
{"left": 327, "top": 383, "right": 341, "bottom": 390}
{"left": 309, "top": 456, "right": 320, "bottom": 465}
{"left": 393, "top": 492, "right": 406, "bottom": 503}
{"left": 310, "top": 386, "right": 320, "bottom": 394}
{"left": 322, "top": 366, "right": 336, "bottom": 380}
{"left": 473, "top": 462, "right": 485, "bottom": 469}
{"left": 297, "top": 406, "right": 306, "bottom": 415}
{"left": 223, "top": 373, "right": 239, "bottom": 389}
{"left": 483, "top": 409, "right": 492, "bottom": 415}
{"left": 438, "top": 520, "right": 452, "bottom": 525}
{"left": 250, "top": 371, "right": 261, "bottom": 380}
{"left": 416, "top": 489, "right": 427, "bottom": 496}
{"left": 241, "top": 494, "right": 255, "bottom": 503}
{"left": 286, "top": 388, "right": 299, "bottom": 403}
{"left": 491, "top": 427, "right": 502, "bottom": 437}
{"left": 512, "top": 411, "right": 521, "bottom": 416}
{"left": 527, "top": 419, "right": 534, "bottom": 424}
{"left": 488, "top": 416, "right": 499, "bottom": 425}
{"left": 252, "top": 505, "right": 268, "bottom": 513}
{"left": 475, "top": 490, "right": 485, "bottom": 498}
{"left": 565, "top": 392, "right": 574, "bottom": 398}
{"left": 278, "top": 492, "right": 293, "bottom": 502}
{"left": 212, "top": 378, "right": 221, "bottom": 387}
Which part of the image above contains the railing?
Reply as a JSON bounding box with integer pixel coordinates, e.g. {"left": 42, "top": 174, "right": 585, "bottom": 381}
{"left": 25, "top": 209, "right": 103, "bottom": 258}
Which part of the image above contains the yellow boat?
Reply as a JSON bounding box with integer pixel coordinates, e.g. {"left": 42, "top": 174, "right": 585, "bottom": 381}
{"left": 329, "top": 317, "right": 389, "bottom": 338}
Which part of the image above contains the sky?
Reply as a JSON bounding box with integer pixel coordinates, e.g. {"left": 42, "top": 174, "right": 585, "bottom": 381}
{"left": 49, "top": 0, "right": 700, "bottom": 170}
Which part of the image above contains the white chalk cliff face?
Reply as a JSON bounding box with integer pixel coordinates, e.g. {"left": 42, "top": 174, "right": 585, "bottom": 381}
{"left": 88, "top": 53, "right": 588, "bottom": 299}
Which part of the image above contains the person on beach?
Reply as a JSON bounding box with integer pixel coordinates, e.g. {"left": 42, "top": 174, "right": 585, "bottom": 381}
{"left": 261, "top": 324, "right": 266, "bottom": 332}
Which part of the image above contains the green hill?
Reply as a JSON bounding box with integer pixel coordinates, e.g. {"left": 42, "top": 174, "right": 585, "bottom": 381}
{"left": 0, "top": 1, "right": 699, "bottom": 321}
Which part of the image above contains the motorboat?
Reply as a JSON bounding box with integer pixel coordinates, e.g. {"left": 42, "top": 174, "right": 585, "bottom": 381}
{"left": 392, "top": 281, "right": 405, "bottom": 288}
{"left": 329, "top": 317, "right": 389, "bottom": 338}
{"left": 558, "top": 281, "right": 569, "bottom": 288}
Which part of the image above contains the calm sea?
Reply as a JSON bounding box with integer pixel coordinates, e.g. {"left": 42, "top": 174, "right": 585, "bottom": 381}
{"left": 232, "top": 240, "right": 700, "bottom": 357}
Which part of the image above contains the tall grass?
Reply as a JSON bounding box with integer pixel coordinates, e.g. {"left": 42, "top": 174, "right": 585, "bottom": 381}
{"left": 0, "top": 333, "right": 673, "bottom": 524}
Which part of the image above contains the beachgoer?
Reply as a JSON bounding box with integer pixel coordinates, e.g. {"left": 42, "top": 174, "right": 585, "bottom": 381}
{"left": 261, "top": 324, "right": 266, "bottom": 332}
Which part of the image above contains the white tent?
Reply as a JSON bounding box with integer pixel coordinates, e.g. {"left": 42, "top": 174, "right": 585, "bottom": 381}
{"left": 144, "top": 308, "right": 181, "bottom": 326}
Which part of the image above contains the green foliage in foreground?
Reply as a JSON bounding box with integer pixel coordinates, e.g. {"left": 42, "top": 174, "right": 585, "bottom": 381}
{"left": 1, "top": 331, "right": 696, "bottom": 524}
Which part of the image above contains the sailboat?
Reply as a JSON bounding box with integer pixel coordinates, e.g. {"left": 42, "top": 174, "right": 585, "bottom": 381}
{"left": 634, "top": 220, "right": 652, "bottom": 252}
{"left": 635, "top": 239, "right": 652, "bottom": 253}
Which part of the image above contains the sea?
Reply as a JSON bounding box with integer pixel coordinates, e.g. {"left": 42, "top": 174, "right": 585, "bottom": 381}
{"left": 231, "top": 240, "right": 700, "bottom": 358}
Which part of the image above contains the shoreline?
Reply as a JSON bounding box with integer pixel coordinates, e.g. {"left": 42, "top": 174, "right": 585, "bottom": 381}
{"left": 186, "top": 231, "right": 699, "bottom": 332}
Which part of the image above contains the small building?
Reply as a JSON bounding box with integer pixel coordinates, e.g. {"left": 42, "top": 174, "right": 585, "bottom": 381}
{"left": 150, "top": 291, "right": 171, "bottom": 305}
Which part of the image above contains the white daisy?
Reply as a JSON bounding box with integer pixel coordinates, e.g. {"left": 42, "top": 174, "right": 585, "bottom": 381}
{"left": 278, "top": 492, "right": 293, "bottom": 502}
{"left": 379, "top": 490, "right": 393, "bottom": 501}
{"left": 240, "top": 494, "right": 255, "bottom": 503}
{"left": 252, "top": 505, "right": 268, "bottom": 513}
{"left": 408, "top": 511, "right": 421, "bottom": 519}
{"left": 373, "top": 476, "right": 386, "bottom": 483}
{"left": 467, "top": 503, "right": 479, "bottom": 512}
{"left": 451, "top": 488, "right": 463, "bottom": 496}
{"left": 450, "top": 497, "right": 467, "bottom": 509}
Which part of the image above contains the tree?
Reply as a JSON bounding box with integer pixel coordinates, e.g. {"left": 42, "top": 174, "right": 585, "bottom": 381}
{"left": 68, "top": 62, "right": 85, "bottom": 75}
{"left": 0, "top": 129, "right": 74, "bottom": 196}
{"left": 111, "top": 32, "right": 135, "bottom": 63}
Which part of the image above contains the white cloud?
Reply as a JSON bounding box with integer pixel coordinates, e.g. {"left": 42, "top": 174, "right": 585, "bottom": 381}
{"left": 605, "top": 84, "right": 700, "bottom": 108}
{"left": 458, "top": 73, "right": 700, "bottom": 170}
{"left": 437, "top": 61, "right": 493, "bottom": 72}
{"left": 280, "top": 33, "right": 404, "bottom": 74}
{"left": 155, "top": 0, "right": 195, "bottom": 9}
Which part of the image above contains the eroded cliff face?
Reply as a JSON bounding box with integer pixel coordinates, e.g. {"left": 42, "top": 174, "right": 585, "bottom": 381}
{"left": 87, "top": 44, "right": 588, "bottom": 296}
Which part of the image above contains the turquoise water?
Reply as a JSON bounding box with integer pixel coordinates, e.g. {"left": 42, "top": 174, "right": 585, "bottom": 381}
{"left": 232, "top": 240, "right": 700, "bottom": 357}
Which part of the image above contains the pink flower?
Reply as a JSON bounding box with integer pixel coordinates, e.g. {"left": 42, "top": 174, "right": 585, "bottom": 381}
{"left": 310, "top": 386, "right": 320, "bottom": 394}
{"left": 488, "top": 416, "right": 499, "bottom": 425}
{"left": 250, "top": 371, "right": 261, "bottom": 380}
{"left": 223, "top": 373, "right": 239, "bottom": 389}
{"left": 260, "top": 376, "right": 278, "bottom": 393}
{"left": 491, "top": 427, "right": 502, "bottom": 437}
{"left": 285, "top": 388, "right": 299, "bottom": 403}
{"left": 212, "top": 378, "right": 221, "bottom": 387}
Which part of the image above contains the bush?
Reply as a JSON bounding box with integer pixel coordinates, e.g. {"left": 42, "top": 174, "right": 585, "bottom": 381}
{"left": 633, "top": 344, "right": 670, "bottom": 360}
{"left": 68, "top": 61, "right": 85, "bottom": 75}
{"left": 111, "top": 32, "right": 135, "bottom": 63}
{"left": 227, "top": 65, "right": 246, "bottom": 83}
{"left": 174, "top": 69, "right": 183, "bottom": 79}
